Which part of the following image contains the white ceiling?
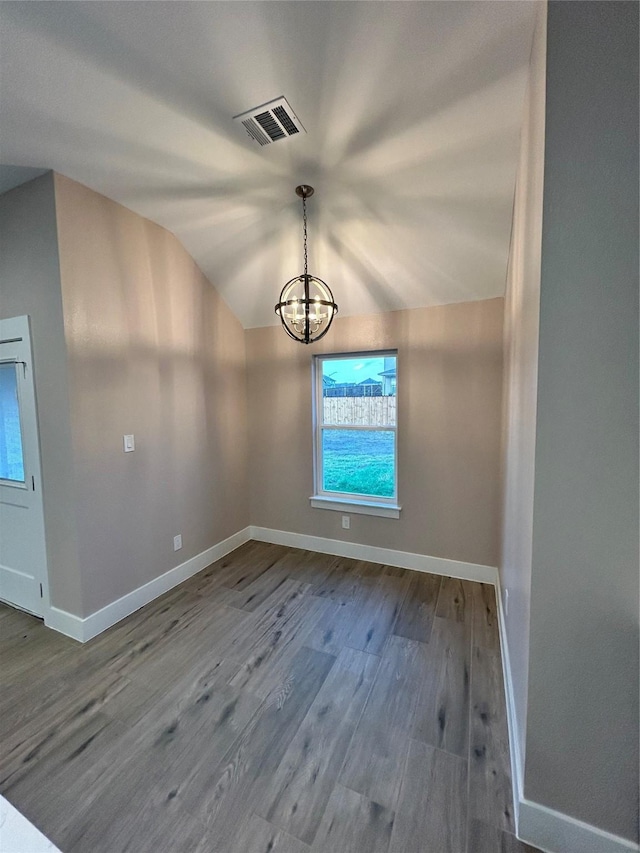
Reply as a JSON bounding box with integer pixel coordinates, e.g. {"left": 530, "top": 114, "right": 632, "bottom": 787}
{"left": 0, "top": 1, "right": 536, "bottom": 328}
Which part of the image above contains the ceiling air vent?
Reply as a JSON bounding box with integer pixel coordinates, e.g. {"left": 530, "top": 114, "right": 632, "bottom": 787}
{"left": 233, "top": 97, "right": 306, "bottom": 146}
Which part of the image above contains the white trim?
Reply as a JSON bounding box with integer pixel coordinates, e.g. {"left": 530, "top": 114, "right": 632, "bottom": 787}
{"left": 43, "top": 527, "right": 251, "bottom": 643}
{"left": 518, "top": 799, "right": 639, "bottom": 853}
{"left": 249, "top": 526, "right": 498, "bottom": 584}
{"left": 495, "top": 574, "right": 524, "bottom": 832}
{"left": 43, "top": 606, "right": 85, "bottom": 642}
{"left": 313, "top": 349, "right": 399, "bottom": 507}
{"left": 495, "top": 576, "right": 639, "bottom": 853}
{"left": 309, "top": 495, "right": 401, "bottom": 518}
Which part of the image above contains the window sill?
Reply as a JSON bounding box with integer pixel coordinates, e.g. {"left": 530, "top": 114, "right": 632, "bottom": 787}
{"left": 309, "top": 495, "right": 401, "bottom": 519}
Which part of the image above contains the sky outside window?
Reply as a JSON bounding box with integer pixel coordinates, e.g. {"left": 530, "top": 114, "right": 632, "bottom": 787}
{"left": 322, "top": 357, "right": 386, "bottom": 385}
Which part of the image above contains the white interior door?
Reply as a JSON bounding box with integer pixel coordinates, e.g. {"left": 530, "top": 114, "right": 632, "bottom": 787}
{"left": 0, "top": 316, "right": 48, "bottom": 617}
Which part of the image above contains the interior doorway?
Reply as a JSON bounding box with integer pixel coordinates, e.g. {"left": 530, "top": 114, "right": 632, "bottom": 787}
{"left": 0, "top": 315, "right": 48, "bottom": 617}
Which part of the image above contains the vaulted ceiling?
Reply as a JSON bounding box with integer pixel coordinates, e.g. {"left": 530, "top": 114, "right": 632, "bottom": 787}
{"left": 0, "top": 1, "right": 536, "bottom": 328}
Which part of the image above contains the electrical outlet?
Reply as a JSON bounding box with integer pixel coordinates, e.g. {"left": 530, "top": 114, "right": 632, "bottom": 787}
{"left": 342, "top": 515, "right": 350, "bottom": 530}
{"left": 173, "top": 534, "right": 182, "bottom": 551}
{"left": 504, "top": 588, "right": 509, "bottom": 616}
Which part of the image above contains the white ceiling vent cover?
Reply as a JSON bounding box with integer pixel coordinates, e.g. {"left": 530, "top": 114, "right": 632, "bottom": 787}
{"left": 233, "top": 97, "right": 306, "bottom": 146}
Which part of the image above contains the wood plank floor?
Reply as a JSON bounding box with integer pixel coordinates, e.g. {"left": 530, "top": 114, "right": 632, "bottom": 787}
{"left": 0, "top": 542, "right": 541, "bottom": 853}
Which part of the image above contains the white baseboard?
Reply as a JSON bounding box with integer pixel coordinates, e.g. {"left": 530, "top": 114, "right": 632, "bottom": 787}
{"left": 249, "top": 526, "right": 499, "bottom": 585}
{"left": 46, "top": 526, "right": 498, "bottom": 640}
{"left": 518, "top": 799, "right": 639, "bottom": 853}
{"left": 495, "top": 579, "right": 639, "bottom": 853}
{"left": 45, "top": 606, "right": 85, "bottom": 642}
{"left": 495, "top": 575, "right": 524, "bottom": 831}
{"left": 45, "top": 526, "right": 497, "bottom": 641}
{"left": 44, "top": 526, "right": 251, "bottom": 643}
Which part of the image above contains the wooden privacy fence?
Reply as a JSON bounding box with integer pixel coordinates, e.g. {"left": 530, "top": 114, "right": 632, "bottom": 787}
{"left": 323, "top": 395, "right": 396, "bottom": 426}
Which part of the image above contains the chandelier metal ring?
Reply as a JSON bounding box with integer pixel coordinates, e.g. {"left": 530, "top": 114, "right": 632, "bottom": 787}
{"left": 274, "top": 185, "right": 338, "bottom": 344}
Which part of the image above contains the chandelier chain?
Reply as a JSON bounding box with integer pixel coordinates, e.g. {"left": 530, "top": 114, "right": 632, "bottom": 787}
{"left": 302, "top": 193, "right": 308, "bottom": 278}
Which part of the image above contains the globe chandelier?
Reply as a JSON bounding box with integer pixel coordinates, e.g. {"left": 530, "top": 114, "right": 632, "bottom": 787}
{"left": 274, "top": 185, "right": 338, "bottom": 344}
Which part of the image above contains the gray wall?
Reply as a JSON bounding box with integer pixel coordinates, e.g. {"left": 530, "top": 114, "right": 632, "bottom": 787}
{"left": 524, "top": 1, "right": 639, "bottom": 841}
{"left": 247, "top": 298, "right": 504, "bottom": 568}
{"left": 0, "top": 173, "right": 84, "bottom": 614}
{"left": 53, "top": 174, "right": 250, "bottom": 616}
{"left": 500, "top": 0, "right": 546, "bottom": 778}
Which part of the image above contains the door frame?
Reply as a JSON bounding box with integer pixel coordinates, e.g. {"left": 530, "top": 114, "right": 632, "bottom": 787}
{"left": 0, "top": 314, "right": 50, "bottom": 618}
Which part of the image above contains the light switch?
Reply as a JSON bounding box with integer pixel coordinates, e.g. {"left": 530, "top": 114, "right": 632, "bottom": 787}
{"left": 123, "top": 434, "right": 135, "bottom": 452}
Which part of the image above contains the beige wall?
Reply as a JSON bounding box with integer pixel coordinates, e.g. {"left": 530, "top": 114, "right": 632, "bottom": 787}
{"left": 53, "top": 174, "right": 249, "bottom": 616}
{"left": 247, "top": 298, "right": 503, "bottom": 567}
{"left": 0, "top": 173, "right": 84, "bottom": 614}
{"left": 500, "top": 0, "right": 546, "bottom": 777}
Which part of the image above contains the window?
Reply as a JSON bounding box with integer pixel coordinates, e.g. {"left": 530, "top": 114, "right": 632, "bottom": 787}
{"left": 0, "top": 363, "right": 25, "bottom": 483}
{"left": 311, "top": 351, "right": 400, "bottom": 518}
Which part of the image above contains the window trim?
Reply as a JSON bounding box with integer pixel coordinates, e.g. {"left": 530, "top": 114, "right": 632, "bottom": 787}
{"left": 311, "top": 350, "right": 400, "bottom": 517}
{"left": 309, "top": 494, "right": 401, "bottom": 519}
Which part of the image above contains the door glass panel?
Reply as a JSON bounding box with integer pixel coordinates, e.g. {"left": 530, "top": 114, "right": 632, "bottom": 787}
{"left": 0, "top": 364, "right": 25, "bottom": 482}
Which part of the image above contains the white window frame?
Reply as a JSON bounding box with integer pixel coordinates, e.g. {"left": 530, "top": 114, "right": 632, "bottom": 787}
{"left": 310, "top": 350, "right": 401, "bottom": 519}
